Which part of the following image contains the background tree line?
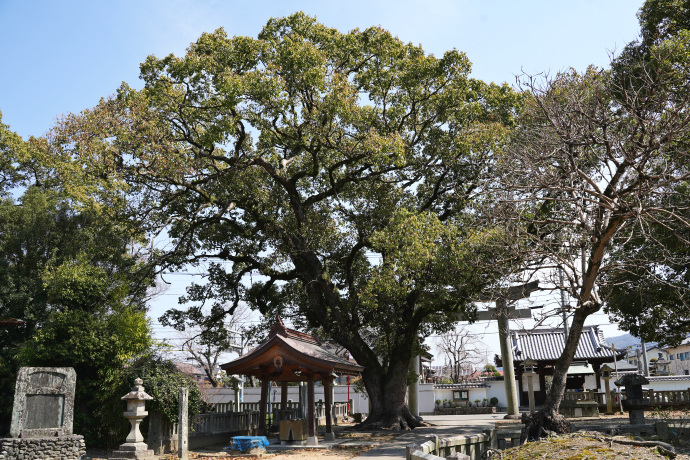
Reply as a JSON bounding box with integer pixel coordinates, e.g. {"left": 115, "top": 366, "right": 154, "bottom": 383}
{"left": 0, "top": 114, "right": 204, "bottom": 446}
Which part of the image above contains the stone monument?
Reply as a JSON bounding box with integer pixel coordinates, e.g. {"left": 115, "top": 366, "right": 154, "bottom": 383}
{"left": 110, "top": 378, "right": 156, "bottom": 459}
{"left": 1, "top": 367, "right": 86, "bottom": 459}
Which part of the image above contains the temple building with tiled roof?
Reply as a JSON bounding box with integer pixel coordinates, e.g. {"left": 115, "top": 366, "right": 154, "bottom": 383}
{"left": 503, "top": 326, "right": 626, "bottom": 407}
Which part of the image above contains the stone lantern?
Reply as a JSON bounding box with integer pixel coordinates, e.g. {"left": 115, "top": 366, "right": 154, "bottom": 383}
{"left": 110, "top": 378, "right": 155, "bottom": 459}
{"left": 600, "top": 364, "right": 613, "bottom": 414}
{"left": 522, "top": 358, "right": 537, "bottom": 413}
{"left": 615, "top": 373, "right": 650, "bottom": 426}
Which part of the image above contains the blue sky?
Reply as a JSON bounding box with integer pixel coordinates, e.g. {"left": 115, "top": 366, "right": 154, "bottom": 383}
{"left": 1, "top": 0, "right": 643, "bottom": 140}
{"left": 0, "top": 0, "right": 646, "bottom": 359}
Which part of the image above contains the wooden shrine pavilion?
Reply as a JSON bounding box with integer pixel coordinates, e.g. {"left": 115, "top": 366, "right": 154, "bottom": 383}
{"left": 220, "top": 317, "right": 363, "bottom": 444}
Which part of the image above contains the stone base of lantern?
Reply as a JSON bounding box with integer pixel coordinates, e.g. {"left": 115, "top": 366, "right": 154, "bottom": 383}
{"left": 110, "top": 442, "right": 156, "bottom": 459}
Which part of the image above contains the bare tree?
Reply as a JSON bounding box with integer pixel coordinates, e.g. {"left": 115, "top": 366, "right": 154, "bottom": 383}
{"left": 178, "top": 303, "right": 251, "bottom": 387}
{"left": 493, "top": 37, "right": 690, "bottom": 437}
{"left": 435, "top": 326, "right": 488, "bottom": 383}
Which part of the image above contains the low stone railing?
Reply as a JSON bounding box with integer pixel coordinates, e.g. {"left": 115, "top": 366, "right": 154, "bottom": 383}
{"left": 593, "top": 388, "right": 690, "bottom": 411}
{"left": 406, "top": 429, "right": 522, "bottom": 460}
{"left": 148, "top": 410, "right": 261, "bottom": 454}
{"left": 648, "top": 389, "right": 690, "bottom": 406}
{"left": 563, "top": 390, "right": 596, "bottom": 402}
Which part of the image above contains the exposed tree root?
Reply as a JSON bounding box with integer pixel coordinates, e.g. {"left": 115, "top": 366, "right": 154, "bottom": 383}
{"left": 585, "top": 432, "right": 676, "bottom": 459}
{"left": 357, "top": 406, "right": 428, "bottom": 431}
{"left": 520, "top": 409, "right": 570, "bottom": 444}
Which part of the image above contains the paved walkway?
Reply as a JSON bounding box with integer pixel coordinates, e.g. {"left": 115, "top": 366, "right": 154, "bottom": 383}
{"left": 350, "top": 414, "right": 509, "bottom": 459}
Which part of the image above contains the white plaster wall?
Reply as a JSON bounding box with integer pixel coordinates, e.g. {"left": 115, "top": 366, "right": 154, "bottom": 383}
{"left": 468, "top": 388, "right": 489, "bottom": 404}
{"left": 641, "top": 378, "right": 690, "bottom": 392}
{"left": 484, "top": 381, "right": 504, "bottom": 406}
{"left": 432, "top": 383, "right": 514, "bottom": 408}
{"left": 593, "top": 375, "right": 690, "bottom": 392}
{"left": 584, "top": 374, "right": 598, "bottom": 390}
{"left": 418, "top": 384, "right": 436, "bottom": 415}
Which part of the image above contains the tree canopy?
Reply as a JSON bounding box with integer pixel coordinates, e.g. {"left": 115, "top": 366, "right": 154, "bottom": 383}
{"left": 51, "top": 13, "right": 521, "bottom": 428}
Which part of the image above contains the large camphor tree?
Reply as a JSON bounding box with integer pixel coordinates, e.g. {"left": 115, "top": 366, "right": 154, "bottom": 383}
{"left": 51, "top": 13, "right": 520, "bottom": 429}
{"left": 494, "top": 0, "right": 690, "bottom": 439}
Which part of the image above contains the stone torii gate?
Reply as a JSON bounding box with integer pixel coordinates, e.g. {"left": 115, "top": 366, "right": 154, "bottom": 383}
{"left": 460, "top": 281, "right": 538, "bottom": 418}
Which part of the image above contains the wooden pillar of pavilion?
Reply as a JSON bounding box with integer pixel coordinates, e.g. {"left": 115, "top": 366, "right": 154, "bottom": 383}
{"left": 323, "top": 376, "right": 334, "bottom": 441}
{"left": 307, "top": 374, "right": 317, "bottom": 445}
{"left": 280, "top": 381, "right": 288, "bottom": 421}
{"left": 259, "top": 377, "right": 269, "bottom": 436}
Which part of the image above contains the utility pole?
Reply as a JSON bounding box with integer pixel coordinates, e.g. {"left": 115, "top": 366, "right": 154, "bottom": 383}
{"left": 461, "top": 281, "right": 538, "bottom": 419}
{"left": 611, "top": 343, "right": 623, "bottom": 413}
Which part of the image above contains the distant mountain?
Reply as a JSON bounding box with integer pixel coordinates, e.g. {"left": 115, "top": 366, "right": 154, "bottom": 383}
{"left": 606, "top": 333, "right": 659, "bottom": 350}
{"left": 606, "top": 333, "right": 640, "bottom": 349}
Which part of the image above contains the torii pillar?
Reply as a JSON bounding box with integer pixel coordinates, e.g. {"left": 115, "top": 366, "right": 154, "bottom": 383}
{"left": 461, "top": 281, "right": 538, "bottom": 419}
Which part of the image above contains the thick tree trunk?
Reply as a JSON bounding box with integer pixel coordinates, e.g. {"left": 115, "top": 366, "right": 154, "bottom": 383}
{"left": 298, "top": 257, "right": 424, "bottom": 430}
{"left": 355, "top": 348, "right": 424, "bottom": 430}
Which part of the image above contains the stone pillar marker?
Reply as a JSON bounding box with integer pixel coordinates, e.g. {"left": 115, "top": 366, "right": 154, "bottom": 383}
{"left": 409, "top": 355, "right": 420, "bottom": 417}
{"left": 233, "top": 380, "right": 241, "bottom": 412}
{"left": 111, "top": 378, "right": 155, "bottom": 459}
{"left": 523, "top": 358, "right": 537, "bottom": 413}
{"left": 178, "top": 387, "right": 189, "bottom": 460}
{"left": 601, "top": 364, "right": 613, "bottom": 414}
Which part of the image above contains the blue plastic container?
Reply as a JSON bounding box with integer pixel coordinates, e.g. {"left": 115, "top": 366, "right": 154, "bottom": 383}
{"left": 232, "top": 435, "right": 270, "bottom": 452}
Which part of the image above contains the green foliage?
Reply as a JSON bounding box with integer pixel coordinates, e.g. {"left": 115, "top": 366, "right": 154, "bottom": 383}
{"left": 602, "top": 4, "right": 690, "bottom": 346}
{"left": 50, "top": 12, "right": 521, "bottom": 425}
{"left": 490, "top": 397, "right": 499, "bottom": 406}
{"left": 638, "top": 0, "right": 690, "bottom": 44}
{"left": 603, "top": 188, "right": 690, "bottom": 346}
{"left": 0, "top": 111, "right": 36, "bottom": 195}
{"left": 0, "top": 142, "right": 155, "bottom": 443}
{"left": 483, "top": 364, "right": 499, "bottom": 376}
{"left": 126, "top": 356, "right": 206, "bottom": 424}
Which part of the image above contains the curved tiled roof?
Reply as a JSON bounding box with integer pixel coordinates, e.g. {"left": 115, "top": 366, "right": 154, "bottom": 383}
{"left": 220, "top": 317, "right": 363, "bottom": 377}
{"left": 512, "top": 326, "right": 625, "bottom": 362}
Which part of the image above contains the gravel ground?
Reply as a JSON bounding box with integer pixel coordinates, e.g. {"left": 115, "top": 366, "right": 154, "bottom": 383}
{"left": 86, "top": 428, "right": 398, "bottom": 460}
